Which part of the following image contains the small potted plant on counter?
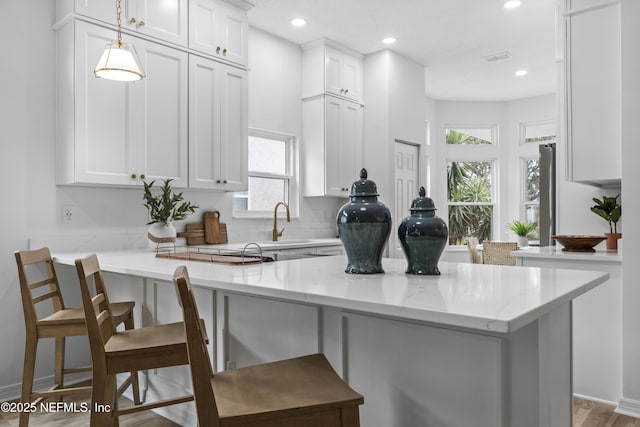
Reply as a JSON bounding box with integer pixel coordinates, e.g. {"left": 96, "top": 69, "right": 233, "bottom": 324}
{"left": 591, "top": 194, "right": 621, "bottom": 250}
{"left": 143, "top": 179, "right": 198, "bottom": 248}
{"left": 507, "top": 220, "right": 537, "bottom": 248}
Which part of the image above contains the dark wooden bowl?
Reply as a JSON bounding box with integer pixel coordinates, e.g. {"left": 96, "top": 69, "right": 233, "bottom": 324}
{"left": 552, "top": 235, "right": 606, "bottom": 252}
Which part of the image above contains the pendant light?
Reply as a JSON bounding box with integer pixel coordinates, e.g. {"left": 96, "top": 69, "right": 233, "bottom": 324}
{"left": 94, "top": 0, "right": 145, "bottom": 81}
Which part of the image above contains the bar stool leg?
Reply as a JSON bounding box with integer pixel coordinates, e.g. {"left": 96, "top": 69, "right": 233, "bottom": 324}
{"left": 54, "top": 336, "right": 65, "bottom": 401}
{"left": 19, "top": 335, "right": 37, "bottom": 427}
{"left": 122, "top": 314, "right": 141, "bottom": 405}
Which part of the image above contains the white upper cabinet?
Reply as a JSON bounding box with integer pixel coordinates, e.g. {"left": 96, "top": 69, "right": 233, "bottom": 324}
{"left": 189, "top": 0, "right": 249, "bottom": 66}
{"left": 303, "top": 95, "right": 363, "bottom": 197}
{"left": 564, "top": 0, "right": 621, "bottom": 185}
{"left": 302, "top": 39, "right": 363, "bottom": 103}
{"left": 123, "top": 0, "right": 189, "bottom": 47}
{"left": 58, "top": 0, "right": 188, "bottom": 47}
{"left": 189, "top": 55, "right": 247, "bottom": 190}
{"left": 57, "top": 20, "right": 188, "bottom": 187}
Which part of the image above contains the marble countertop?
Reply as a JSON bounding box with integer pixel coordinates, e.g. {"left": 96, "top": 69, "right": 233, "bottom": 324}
{"left": 53, "top": 250, "right": 608, "bottom": 334}
{"left": 512, "top": 246, "right": 622, "bottom": 263}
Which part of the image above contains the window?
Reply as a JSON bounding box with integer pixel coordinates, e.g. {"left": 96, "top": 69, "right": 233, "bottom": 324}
{"left": 522, "top": 157, "right": 540, "bottom": 238}
{"left": 520, "top": 120, "right": 556, "bottom": 145}
{"left": 233, "top": 130, "right": 296, "bottom": 215}
{"left": 446, "top": 160, "right": 494, "bottom": 245}
{"left": 446, "top": 126, "right": 496, "bottom": 145}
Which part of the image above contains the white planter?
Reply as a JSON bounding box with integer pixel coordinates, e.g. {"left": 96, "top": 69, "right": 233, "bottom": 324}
{"left": 516, "top": 236, "right": 529, "bottom": 248}
{"left": 148, "top": 222, "right": 177, "bottom": 249}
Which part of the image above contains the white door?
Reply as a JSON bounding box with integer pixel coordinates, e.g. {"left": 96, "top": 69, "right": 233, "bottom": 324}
{"left": 394, "top": 141, "right": 420, "bottom": 258}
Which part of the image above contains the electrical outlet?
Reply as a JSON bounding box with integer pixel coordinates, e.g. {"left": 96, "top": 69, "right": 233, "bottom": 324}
{"left": 62, "top": 205, "right": 75, "bottom": 224}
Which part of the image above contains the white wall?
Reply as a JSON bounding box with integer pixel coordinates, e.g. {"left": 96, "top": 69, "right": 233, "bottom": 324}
{"left": 0, "top": 3, "right": 340, "bottom": 397}
{"left": 363, "top": 50, "right": 427, "bottom": 255}
{"left": 620, "top": 0, "right": 640, "bottom": 415}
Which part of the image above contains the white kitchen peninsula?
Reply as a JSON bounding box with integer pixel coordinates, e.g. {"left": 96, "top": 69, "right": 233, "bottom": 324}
{"left": 513, "top": 246, "right": 622, "bottom": 405}
{"left": 53, "top": 251, "right": 608, "bottom": 427}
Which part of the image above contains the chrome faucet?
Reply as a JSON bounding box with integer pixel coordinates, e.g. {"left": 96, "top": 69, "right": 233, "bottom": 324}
{"left": 272, "top": 202, "right": 290, "bottom": 241}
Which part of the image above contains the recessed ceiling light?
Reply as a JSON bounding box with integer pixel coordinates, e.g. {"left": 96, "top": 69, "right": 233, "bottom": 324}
{"left": 382, "top": 37, "right": 396, "bottom": 45}
{"left": 290, "top": 18, "right": 306, "bottom": 27}
{"left": 504, "top": 0, "right": 521, "bottom": 9}
{"left": 515, "top": 69, "right": 528, "bottom": 77}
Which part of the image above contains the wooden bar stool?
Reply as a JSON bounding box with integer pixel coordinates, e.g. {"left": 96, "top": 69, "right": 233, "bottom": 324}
{"left": 173, "top": 265, "right": 364, "bottom": 427}
{"left": 14, "top": 247, "right": 139, "bottom": 427}
{"left": 75, "top": 254, "right": 195, "bottom": 427}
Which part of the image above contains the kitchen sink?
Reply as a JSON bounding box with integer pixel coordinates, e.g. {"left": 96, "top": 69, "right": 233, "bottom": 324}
{"left": 265, "top": 239, "right": 312, "bottom": 244}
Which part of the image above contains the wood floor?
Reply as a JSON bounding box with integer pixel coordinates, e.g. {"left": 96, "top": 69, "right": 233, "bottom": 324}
{"left": 1, "top": 394, "right": 638, "bottom": 426}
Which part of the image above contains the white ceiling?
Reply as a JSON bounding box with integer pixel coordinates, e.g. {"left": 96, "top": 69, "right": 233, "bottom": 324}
{"left": 247, "top": 0, "right": 557, "bottom": 101}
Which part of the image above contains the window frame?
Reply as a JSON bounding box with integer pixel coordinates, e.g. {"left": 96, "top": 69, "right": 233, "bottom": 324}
{"left": 233, "top": 128, "right": 298, "bottom": 219}
{"left": 445, "top": 158, "right": 497, "bottom": 246}
{"left": 519, "top": 155, "right": 541, "bottom": 241}
{"left": 519, "top": 119, "right": 557, "bottom": 146}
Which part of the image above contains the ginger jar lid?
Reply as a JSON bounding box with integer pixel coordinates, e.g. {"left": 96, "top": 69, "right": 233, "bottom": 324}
{"left": 410, "top": 187, "right": 436, "bottom": 212}
{"left": 350, "top": 168, "right": 379, "bottom": 197}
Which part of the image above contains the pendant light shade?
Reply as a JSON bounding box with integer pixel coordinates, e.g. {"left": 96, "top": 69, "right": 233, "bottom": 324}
{"left": 94, "top": 0, "right": 145, "bottom": 81}
{"left": 94, "top": 41, "right": 145, "bottom": 81}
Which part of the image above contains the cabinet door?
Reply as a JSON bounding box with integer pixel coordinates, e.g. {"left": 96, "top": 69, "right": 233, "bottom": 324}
{"left": 72, "top": 21, "right": 138, "bottom": 186}
{"left": 340, "top": 100, "right": 363, "bottom": 187}
{"left": 189, "top": 0, "right": 248, "bottom": 66}
{"left": 189, "top": 56, "right": 247, "bottom": 191}
{"left": 219, "top": 66, "right": 248, "bottom": 190}
{"left": 72, "top": 0, "right": 117, "bottom": 24}
{"left": 566, "top": 1, "right": 621, "bottom": 184}
{"left": 324, "top": 97, "right": 362, "bottom": 196}
{"left": 324, "top": 47, "right": 362, "bottom": 102}
{"left": 324, "top": 47, "right": 344, "bottom": 99}
{"left": 340, "top": 53, "right": 363, "bottom": 102}
{"left": 217, "top": 2, "right": 248, "bottom": 66}
{"left": 324, "top": 97, "right": 345, "bottom": 196}
{"left": 131, "top": 38, "right": 188, "bottom": 187}
{"left": 189, "top": 55, "right": 222, "bottom": 189}
{"left": 124, "top": 0, "right": 188, "bottom": 46}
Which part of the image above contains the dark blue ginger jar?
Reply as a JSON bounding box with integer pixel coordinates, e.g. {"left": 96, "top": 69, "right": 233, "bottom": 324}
{"left": 398, "top": 187, "right": 448, "bottom": 275}
{"left": 337, "top": 169, "right": 392, "bottom": 274}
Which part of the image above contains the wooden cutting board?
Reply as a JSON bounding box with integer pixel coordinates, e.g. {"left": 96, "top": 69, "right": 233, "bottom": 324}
{"left": 204, "top": 211, "right": 228, "bottom": 244}
{"left": 176, "top": 223, "right": 206, "bottom": 246}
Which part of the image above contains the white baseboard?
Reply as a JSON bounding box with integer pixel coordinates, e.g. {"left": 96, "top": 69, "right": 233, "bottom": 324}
{"left": 573, "top": 392, "right": 619, "bottom": 407}
{"left": 0, "top": 372, "right": 91, "bottom": 403}
{"left": 616, "top": 398, "right": 640, "bottom": 419}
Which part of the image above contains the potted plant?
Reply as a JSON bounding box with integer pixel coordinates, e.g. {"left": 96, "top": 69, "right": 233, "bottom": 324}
{"left": 143, "top": 179, "right": 198, "bottom": 247}
{"left": 507, "top": 220, "right": 537, "bottom": 248}
{"left": 591, "top": 194, "right": 621, "bottom": 250}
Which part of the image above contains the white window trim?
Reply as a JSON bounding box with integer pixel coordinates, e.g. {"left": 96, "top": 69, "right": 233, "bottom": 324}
{"left": 444, "top": 124, "right": 499, "bottom": 145}
{"left": 233, "top": 128, "right": 299, "bottom": 219}
{"left": 519, "top": 119, "right": 556, "bottom": 146}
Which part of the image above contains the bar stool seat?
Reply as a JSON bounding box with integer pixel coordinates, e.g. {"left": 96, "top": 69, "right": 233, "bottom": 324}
{"left": 14, "top": 247, "right": 139, "bottom": 427}
{"left": 173, "top": 265, "right": 364, "bottom": 426}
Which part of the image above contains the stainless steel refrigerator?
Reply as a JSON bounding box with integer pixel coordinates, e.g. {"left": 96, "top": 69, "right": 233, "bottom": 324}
{"left": 539, "top": 143, "right": 556, "bottom": 246}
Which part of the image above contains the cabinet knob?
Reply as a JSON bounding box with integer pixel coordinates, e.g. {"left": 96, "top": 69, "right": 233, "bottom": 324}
{"left": 223, "top": 48, "right": 227, "bottom": 55}
{"left": 344, "top": 89, "right": 349, "bottom": 94}
{"left": 131, "top": 173, "right": 137, "bottom": 179}
{"left": 139, "top": 20, "right": 145, "bottom": 27}
{"left": 216, "top": 179, "right": 221, "bottom": 184}
{"left": 140, "top": 174, "right": 145, "bottom": 180}
{"left": 216, "top": 46, "right": 221, "bottom": 54}
{"left": 340, "top": 89, "right": 344, "bottom": 94}
{"left": 223, "top": 179, "right": 228, "bottom": 184}
{"left": 130, "top": 18, "right": 136, "bottom": 24}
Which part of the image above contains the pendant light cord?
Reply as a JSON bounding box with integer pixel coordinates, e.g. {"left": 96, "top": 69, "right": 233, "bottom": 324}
{"left": 116, "top": 0, "right": 123, "bottom": 48}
